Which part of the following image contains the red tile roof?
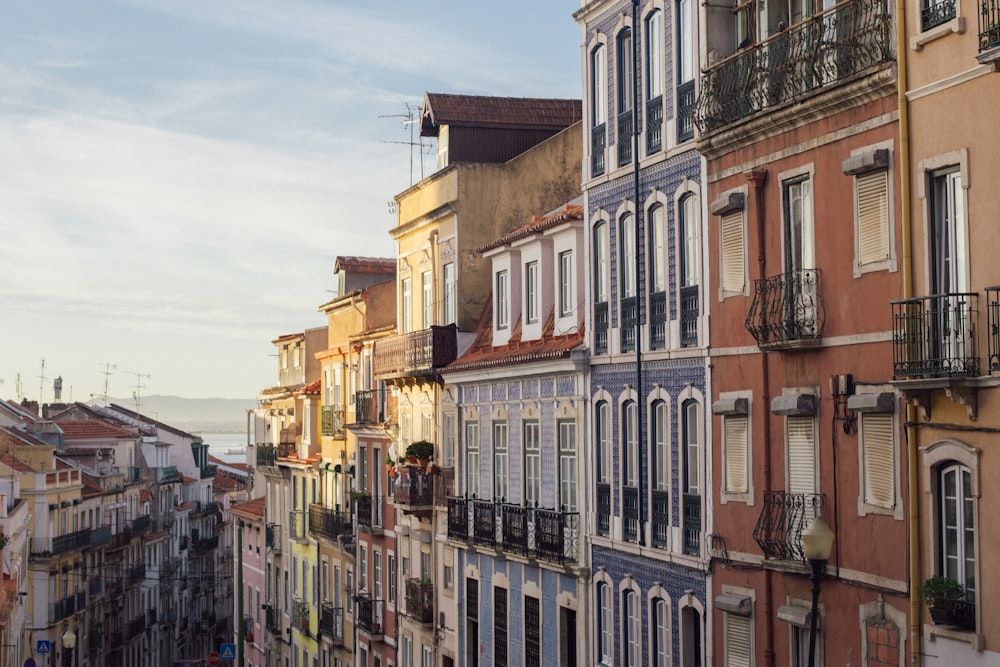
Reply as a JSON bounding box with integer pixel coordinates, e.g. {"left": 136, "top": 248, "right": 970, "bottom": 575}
{"left": 0, "top": 455, "right": 35, "bottom": 473}
{"left": 421, "top": 93, "right": 582, "bottom": 135}
{"left": 213, "top": 473, "right": 245, "bottom": 493}
{"left": 58, "top": 420, "right": 135, "bottom": 440}
{"left": 82, "top": 479, "right": 105, "bottom": 498}
{"left": 296, "top": 379, "right": 321, "bottom": 396}
{"left": 478, "top": 199, "right": 584, "bottom": 253}
{"left": 229, "top": 496, "right": 265, "bottom": 520}
{"left": 334, "top": 256, "right": 396, "bottom": 274}
{"left": 140, "top": 489, "right": 153, "bottom": 502}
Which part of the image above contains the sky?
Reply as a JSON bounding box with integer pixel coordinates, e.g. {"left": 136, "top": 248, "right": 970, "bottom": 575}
{"left": 0, "top": 0, "right": 583, "bottom": 403}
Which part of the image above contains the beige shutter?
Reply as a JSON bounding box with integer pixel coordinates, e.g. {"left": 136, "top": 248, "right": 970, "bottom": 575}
{"left": 721, "top": 211, "right": 745, "bottom": 293}
{"left": 863, "top": 412, "right": 895, "bottom": 507}
{"left": 399, "top": 535, "right": 410, "bottom": 559}
{"left": 725, "top": 416, "right": 749, "bottom": 494}
{"left": 443, "top": 545, "right": 455, "bottom": 567}
{"left": 725, "top": 613, "right": 752, "bottom": 667}
{"left": 787, "top": 416, "right": 816, "bottom": 495}
{"left": 857, "top": 171, "right": 889, "bottom": 265}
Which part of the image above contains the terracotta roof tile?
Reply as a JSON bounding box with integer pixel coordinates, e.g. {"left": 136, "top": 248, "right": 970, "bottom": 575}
{"left": 57, "top": 420, "right": 135, "bottom": 440}
{"left": 139, "top": 489, "right": 153, "bottom": 502}
{"left": 421, "top": 93, "right": 582, "bottom": 135}
{"left": 0, "top": 455, "right": 35, "bottom": 473}
{"left": 296, "top": 379, "right": 321, "bottom": 396}
{"left": 334, "top": 256, "right": 396, "bottom": 274}
{"left": 478, "top": 199, "right": 584, "bottom": 253}
{"left": 229, "top": 496, "right": 265, "bottom": 520}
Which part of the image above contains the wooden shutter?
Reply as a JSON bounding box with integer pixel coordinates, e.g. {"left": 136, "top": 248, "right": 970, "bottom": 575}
{"left": 863, "top": 412, "right": 895, "bottom": 507}
{"left": 857, "top": 170, "right": 889, "bottom": 265}
{"left": 444, "top": 545, "right": 455, "bottom": 567}
{"left": 725, "top": 416, "right": 749, "bottom": 494}
{"left": 721, "top": 211, "right": 745, "bottom": 293}
{"left": 787, "top": 416, "right": 816, "bottom": 495}
{"left": 725, "top": 613, "right": 752, "bottom": 667}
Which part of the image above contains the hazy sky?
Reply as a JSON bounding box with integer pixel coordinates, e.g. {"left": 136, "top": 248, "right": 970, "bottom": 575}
{"left": 0, "top": 1, "right": 582, "bottom": 402}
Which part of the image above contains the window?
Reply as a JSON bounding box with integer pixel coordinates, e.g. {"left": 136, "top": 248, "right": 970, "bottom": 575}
{"left": 401, "top": 636, "right": 412, "bottom": 667}
{"left": 652, "top": 400, "right": 668, "bottom": 491}
{"left": 724, "top": 612, "right": 751, "bottom": 667}
{"left": 623, "top": 401, "right": 638, "bottom": 487}
{"left": 720, "top": 210, "right": 746, "bottom": 294}
{"left": 359, "top": 546, "right": 368, "bottom": 592}
{"left": 679, "top": 194, "right": 700, "bottom": 346}
{"left": 495, "top": 587, "right": 509, "bottom": 667}
{"left": 929, "top": 166, "right": 967, "bottom": 296}
{"left": 443, "top": 413, "right": 456, "bottom": 467}
{"left": 939, "top": 463, "right": 975, "bottom": 600}
{"left": 422, "top": 645, "right": 433, "bottom": 667}
{"left": 493, "top": 422, "right": 509, "bottom": 501}
{"left": 653, "top": 598, "right": 670, "bottom": 667}
{"left": 787, "top": 415, "right": 816, "bottom": 495}
{"left": 387, "top": 554, "right": 396, "bottom": 605}
{"left": 783, "top": 176, "right": 815, "bottom": 274}
{"left": 596, "top": 401, "right": 611, "bottom": 485}
{"left": 678, "top": 0, "right": 695, "bottom": 85}
{"left": 558, "top": 420, "right": 577, "bottom": 511}
{"left": 591, "top": 44, "right": 608, "bottom": 177}
{"left": 443, "top": 545, "right": 454, "bottom": 590}
{"left": 624, "top": 590, "right": 640, "bottom": 667}
{"left": 649, "top": 205, "right": 665, "bottom": 294}
{"left": 620, "top": 213, "right": 636, "bottom": 298}
{"left": 421, "top": 270, "right": 433, "bottom": 328}
{"left": 523, "top": 421, "right": 540, "bottom": 507}
{"left": 597, "top": 582, "right": 613, "bottom": 665}
{"left": 465, "top": 421, "right": 479, "bottom": 498}
{"left": 559, "top": 250, "right": 574, "bottom": 317}
{"left": 525, "top": 596, "right": 541, "bottom": 667}
{"left": 646, "top": 9, "right": 663, "bottom": 99}
{"left": 856, "top": 170, "right": 890, "bottom": 268}
{"left": 443, "top": 262, "right": 456, "bottom": 325}
{"left": 724, "top": 415, "right": 749, "bottom": 494}
{"left": 683, "top": 399, "right": 702, "bottom": 555}
{"left": 466, "top": 578, "right": 480, "bottom": 667}
{"left": 373, "top": 550, "right": 382, "bottom": 601}
{"left": 594, "top": 223, "right": 609, "bottom": 304}
{"left": 861, "top": 412, "right": 894, "bottom": 509}
{"left": 496, "top": 270, "right": 509, "bottom": 329}
{"left": 401, "top": 278, "right": 412, "bottom": 333}
{"left": 421, "top": 412, "right": 433, "bottom": 441}
{"left": 526, "top": 260, "right": 540, "bottom": 324}
{"left": 617, "top": 29, "right": 634, "bottom": 115}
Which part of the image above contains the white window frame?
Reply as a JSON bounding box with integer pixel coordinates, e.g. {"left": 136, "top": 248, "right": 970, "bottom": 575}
{"left": 523, "top": 421, "right": 540, "bottom": 507}
{"left": 465, "top": 421, "right": 480, "bottom": 498}
{"left": 558, "top": 420, "right": 577, "bottom": 511}
{"left": 496, "top": 270, "right": 509, "bottom": 330}
{"left": 421, "top": 270, "right": 433, "bottom": 329}
{"left": 443, "top": 262, "right": 456, "bottom": 325}
{"left": 559, "top": 250, "right": 574, "bottom": 317}
{"left": 493, "top": 421, "right": 509, "bottom": 501}
{"left": 401, "top": 277, "right": 412, "bottom": 333}
{"left": 526, "top": 260, "right": 540, "bottom": 324}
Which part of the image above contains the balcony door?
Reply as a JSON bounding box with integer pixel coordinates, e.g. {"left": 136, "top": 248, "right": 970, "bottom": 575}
{"left": 783, "top": 176, "right": 818, "bottom": 338}
{"left": 929, "top": 167, "right": 970, "bottom": 370}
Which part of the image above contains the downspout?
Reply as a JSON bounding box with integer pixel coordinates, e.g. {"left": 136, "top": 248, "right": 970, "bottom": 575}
{"left": 747, "top": 169, "right": 775, "bottom": 667}
{"left": 894, "top": 0, "right": 919, "bottom": 660}
{"left": 631, "top": 0, "right": 645, "bottom": 545}
{"left": 428, "top": 230, "right": 440, "bottom": 326}
{"left": 237, "top": 518, "right": 245, "bottom": 667}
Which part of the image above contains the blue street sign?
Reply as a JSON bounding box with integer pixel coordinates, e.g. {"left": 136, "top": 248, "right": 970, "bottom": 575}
{"left": 35, "top": 640, "right": 51, "bottom": 654}
{"left": 220, "top": 644, "right": 236, "bottom": 660}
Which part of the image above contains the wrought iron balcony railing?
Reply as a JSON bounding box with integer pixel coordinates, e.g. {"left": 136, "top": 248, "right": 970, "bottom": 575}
{"left": 694, "top": 0, "right": 893, "bottom": 133}
{"left": 373, "top": 324, "right": 457, "bottom": 378}
{"left": 289, "top": 509, "right": 307, "bottom": 542}
{"left": 752, "top": 491, "right": 823, "bottom": 561}
{"left": 592, "top": 123, "right": 607, "bottom": 177}
{"left": 434, "top": 466, "right": 455, "bottom": 506}
{"left": 988, "top": 287, "right": 1000, "bottom": 373}
{"left": 680, "top": 285, "right": 699, "bottom": 347}
{"left": 193, "top": 535, "right": 219, "bottom": 554}
{"left": 90, "top": 525, "right": 111, "bottom": 548}
{"left": 617, "top": 111, "right": 634, "bottom": 166}
{"left": 356, "top": 494, "right": 382, "bottom": 532}
{"left": 256, "top": 443, "right": 295, "bottom": 467}
{"left": 596, "top": 483, "right": 611, "bottom": 537}
{"left": 127, "top": 563, "right": 146, "bottom": 586}
{"left": 265, "top": 523, "right": 281, "bottom": 551}
{"left": 683, "top": 493, "right": 702, "bottom": 555}
{"left": 621, "top": 296, "right": 638, "bottom": 352}
{"left": 622, "top": 486, "right": 640, "bottom": 543}
{"left": 320, "top": 603, "right": 344, "bottom": 644}
{"left": 892, "top": 293, "right": 980, "bottom": 378}
{"left": 676, "top": 80, "right": 696, "bottom": 143}
{"left": 472, "top": 499, "right": 498, "bottom": 548}
{"left": 745, "top": 270, "right": 825, "bottom": 349}
{"left": 922, "top": 0, "right": 956, "bottom": 30}
{"left": 127, "top": 614, "right": 146, "bottom": 639}
{"left": 353, "top": 387, "right": 392, "bottom": 425}
{"left": 394, "top": 466, "right": 434, "bottom": 510}
{"left": 265, "top": 605, "right": 282, "bottom": 634}
{"left": 200, "top": 464, "right": 218, "bottom": 479}
{"left": 292, "top": 597, "right": 310, "bottom": 632}
{"left": 309, "top": 504, "right": 352, "bottom": 542}
{"left": 646, "top": 96, "right": 663, "bottom": 153}
{"left": 594, "top": 302, "right": 609, "bottom": 355}
{"left": 534, "top": 508, "right": 579, "bottom": 564}
{"left": 447, "top": 498, "right": 579, "bottom": 564}
{"left": 501, "top": 504, "right": 530, "bottom": 556}
{"left": 31, "top": 527, "right": 92, "bottom": 557}
{"left": 447, "top": 497, "right": 470, "bottom": 540}
{"left": 651, "top": 489, "right": 670, "bottom": 548}
{"left": 650, "top": 291, "right": 667, "bottom": 350}
{"left": 404, "top": 578, "right": 435, "bottom": 624}
{"left": 159, "top": 465, "right": 179, "bottom": 482}
{"left": 355, "top": 596, "right": 384, "bottom": 637}
{"left": 321, "top": 405, "right": 345, "bottom": 437}
{"left": 979, "top": 0, "right": 1000, "bottom": 51}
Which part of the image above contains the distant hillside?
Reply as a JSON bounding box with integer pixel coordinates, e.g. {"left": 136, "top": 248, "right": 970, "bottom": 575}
{"left": 106, "top": 395, "right": 256, "bottom": 434}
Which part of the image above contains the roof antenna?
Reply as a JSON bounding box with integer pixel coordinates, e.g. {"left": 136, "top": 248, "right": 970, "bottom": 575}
{"left": 380, "top": 102, "right": 430, "bottom": 186}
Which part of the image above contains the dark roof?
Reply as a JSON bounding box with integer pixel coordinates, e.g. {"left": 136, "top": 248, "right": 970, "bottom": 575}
{"left": 478, "top": 198, "right": 584, "bottom": 253}
{"left": 421, "top": 93, "right": 582, "bottom": 136}
{"left": 58, "top": 420, "right": 134, "bottom": 440}
{"left": 335, "top": 256, "right": 396, "bottom": 274}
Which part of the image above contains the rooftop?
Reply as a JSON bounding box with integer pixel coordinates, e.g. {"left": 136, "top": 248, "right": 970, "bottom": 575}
{"left": 421, "top": 93, "right": 582, "bottom": 136}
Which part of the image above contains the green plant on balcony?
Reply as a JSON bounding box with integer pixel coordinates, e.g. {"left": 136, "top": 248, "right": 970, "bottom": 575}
{"left": 921, "top": 575, "right": 964, "bottom": 624}
{"left": 349, "top": 488, "right": 369, "bottom": 501}
{"left": 404, "top": 440, "right": 434, "bottom": 464}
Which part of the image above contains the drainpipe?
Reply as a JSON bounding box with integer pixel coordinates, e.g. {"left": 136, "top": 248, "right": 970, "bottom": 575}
{"left": 428, "top": 230, "right": 440, "bottom": 326}
{"left": 237, "top": 518, "right": 245, "bottom": 667}
{"left": 747, "top": 169, "right": 775, "bottom": 667}
{"left": 894, "top": 0, "right": 919, "bottom": 661}
{"left": 631, "top": 0, "right": 646, "bottom": 545}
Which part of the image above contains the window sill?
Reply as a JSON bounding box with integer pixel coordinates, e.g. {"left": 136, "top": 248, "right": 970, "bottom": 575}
{"left": 926, "top": 623, "right": 984, "bottom": 651}
{"left": 977, "top": 44, "right": 1000, "bottom": 69}
{"left": 910, "top": 17, "right": 965, "bottom": 51}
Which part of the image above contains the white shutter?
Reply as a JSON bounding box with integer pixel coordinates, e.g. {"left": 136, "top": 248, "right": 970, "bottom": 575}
{"left": 725, "top": 416, "right": 749, "bottom": 494}
{"left": 443, "top": 545, "right": 455, "bottom": 567}
{"left": 863, "top": 412, "right": 895, "bottom": 507}
{"left": 857, "top": 171, "right": 889, "bottom": 265}
{"left": 725, "top": 613, "right": 752, "bottom": 667}
{"left": 787, "top": 416, "right": 816, "bottom": 495}
{"left": 721, "top": 211, "right": 745, "bottom": 293}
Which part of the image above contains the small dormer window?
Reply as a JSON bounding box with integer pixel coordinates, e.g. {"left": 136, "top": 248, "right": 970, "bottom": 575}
{"left": 496, "top": 270, "right": 509, "bottom": 329}
{"left": 559, "top": 251, "right": 574, "bottom": 317}
{"left": 525, "top": 261, "right": 539, "bottom": 324}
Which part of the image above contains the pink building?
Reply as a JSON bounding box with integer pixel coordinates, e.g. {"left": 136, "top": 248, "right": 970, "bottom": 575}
{"left": 230, "top": 497, "right": 267, "bottom": 667}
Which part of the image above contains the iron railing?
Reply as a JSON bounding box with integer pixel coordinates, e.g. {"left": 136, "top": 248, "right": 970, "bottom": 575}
{"left": 694, "top": 0, "right": 892, "bottom": 133}
{"left": 448, "top": 498, "right": 579, "bottom": 563}
{"left": 622, "top": 486, "right": 640, "bottom": 543}
{"left": 159, "top": 465, "right": 179, "bottom": 482}
{"left": 650, "top": 291, "right": 667, "bottom": 350}
{"left": 979, "top": 0, "right": 1000, "bottom": 50}
{"left": 395, "top": 466, "right": 434, "bottom": 508}
{"left": 132, "top": 514, "right": 150, "bottom": 534}
{"left": 592, "top": 123, "right": 607, "bottom": 177}
{"left": 289, "top": 509, "right": 307, "bottom": 542}
{"left": 434, "top": 466, "right": 455, "bottom": 506}
{"left": 308, "top": 504, "right": 351, "bottom": 542}
{"left": 265, "top": 605, "right": 282, "bottom": 634}
{"left": 373, "top": 324, "right": 457, "bottom": 378}
{"left": 683, "top": 493, "right": 702, "bottom": 555}
{"left": 617, "top": 111, "right": 634, "bottom": 166}
{"left": 651, "top": 489, "right": 670, "bottom": 548}
{"left": 621, "top": 296, "right": 638, "bottom": 352}
{"left": 923, "top": 0, "right": 956, "bottom": 30}
{"left": 353, "top": 388, "right": 387, "bottom": 425}
{"left": 193, "top": 535, "right": 219, "bottom": 554}
{"left": 127, "top": 563, "right": 145, "bottom": 586}
{"left": 292, "top": 597, "right": 310, "bottom": 632}
{"left": 265, "top": 523, "right": 281, "bottom": 551}
{"left": 680, "top": 285, "right": 699, "bottom": 347}
{"left": 320, "top": 603, "right": 344, "bottom": 644}
{"left": 501, "top": 504, "right": 530, "bottom": 556}
{"left": 321, "top": 405, "right": 344, "bottom": 437}
{"left": 472, "top": 500, "right": 498, "bottom": 548}
{"left": 200, "top": 464, "right": 218, "bottom": 479}
{"left": 534, "top": 508, "right": 579, "bottom": 564}
{"left": 646, "top": 96, "right": 663, "bottom": 153}
{"left": 753, "top": 491, "right": 823, "bottom": 561}
{"left": 356, "top": 494, "right": 382, "bottom": 531}
{"left": 256, "top": 443, "right": 295, "bottom": 467}
{"left": 594, "top": 302, "right": 609, "bottom": 354}
{"left": 49, "top": 594, "right": 78, "bottom": 623}
{"left": 447, "top": 497, "right": 471, "bottom": 540}
{"left": 596, "top": 483, "right": 611, "bottom": 537}
{"left": 405, "top": 579, "right": 435, "bottom": 624}
{"left": 90, "top": 525, "right": 111, "bottom": 548}
{"left": 989, "top": 287, "right": 1000, "bottom": 372}
{"left": 892, "top": 293, "right": 980, "bottom": 378}
{"left": 676, "top": 81, "right": 696, "bottom": 142}
{"left": 746, "top": 270, "right": 825, "bottom": 349}
{"left": 355, "top": 596, "right": 384, "bottom": 637}
{"left": 31, "top": 527, "right": 92, "bottom": 557}
{"left": 127, "top": 614, "right": 146, "bottom": 639}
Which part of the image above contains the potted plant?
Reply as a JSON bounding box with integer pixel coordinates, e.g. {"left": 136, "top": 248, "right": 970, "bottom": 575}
{"left": 405, "top": 440, "right": 435, "bottom": 467}
{"left": 349, "top": 488, "right": 369, "bottom": 502}
{"left": 921, "top": 575, "right": 964, "bottom": 624}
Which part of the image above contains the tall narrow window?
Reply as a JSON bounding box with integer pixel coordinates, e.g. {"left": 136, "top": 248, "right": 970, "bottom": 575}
{"left": 496, "top": 270, "right": 509, "bottom": 329}
{"left": 401, "top": 278, "right": 412, "bottom": 333}
{"left": 653, "top": 598, "right": 670, "bottom": 667}
{"left": 558, "top": 420, "right": 577, "bottom": 511}
{"left": 593, "top": 222, "right": 610, "bottom": 354}
{"left": 525, "top": 260, "right": 539, "bottom": 324}
{"left": 495, "top": 587, "right": 509, "bottom": 667}
{"left": 596, "top": 400, "right": 612, "bottom": 536}
{"left": 720, "top": 210, "right": 746, "bottom": 294}
{"left": 645, "top": 9, "right": 664, "bottom": 153}
{"left": 652, "top": 400, "right": 669, "bottom": 491}
{"left": 649, "top": 204, "right": 667, "bottom": 349}
{"left": 466, "top": 579, "right": 480, "bottom": 667}
{"left": 443, "top": 262, "right": 456, "bottom": 325}
{"left": 465, "top": 421, "right": 480, "bottom": 498}
{"left": 597, "top": 583, "right": 613, "bottom": 665}
{"left": 624, "top": 590, "right": 640, "bottom": 667}
{"left": 623, "top": 401, "right": 638, "bottom": 487}
{"left": 856, "top": 170, "right": 890, "bottom": 267}
{"left": 559, "top": 250, "right": 574, "bottom": 317}
{"left": 523, "top": 421, "right": 540, "bottom": 507}
{"left": 421, "top": 270, "right": 433, "bottom": 328}
{"left": 861, "top": 412, "right": 894, "bottom": 509}
{"left": 617, "top": 28, "right": 635, "bottom": 166}
{"left": 591, "top": 45, "right": 608, "bottom": 177}
{"left": 683, "top": 399, "right": 702, "bottom": 555}
{"left": 939, "top": 463, "right": 975, "bottom": 600}
{"left": 525, "top": 596, "right": 541, "bottom": 667}
{"left": 679, "top": 194, "right": 701, "bottom": 347}
{"left": 787, "top": 415, "right": 817, "bottom": 495}
{"left": 493, "top": 421, "right": 509, "bottom": 501}
{"left": 724, "top": 415, "right": 749, "bottom": 495}
{"left": 676, "top": 0, "right": 696, "bottom": 142}
{"left": 621, "top": 214, "right": 636, "bottom": 298}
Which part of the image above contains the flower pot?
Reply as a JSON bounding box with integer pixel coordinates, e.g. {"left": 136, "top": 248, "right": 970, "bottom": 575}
{"left": 929, "top": 605, "right": 956, "bottom": 625}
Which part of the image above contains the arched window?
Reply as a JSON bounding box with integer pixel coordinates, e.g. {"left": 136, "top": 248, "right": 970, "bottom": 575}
{"left": 595, "top": 400, "right": 612, "bottom": 537}
{"left": 590, "top": 44, "right": 608, "bottom": 177}
{"left": 649, "top": 204, "right": 667, "bottom": 349}
{"left": 597, "top": 582, "right": 613, "bottom": 664}
{"left": 652, "top": 597, "right": 670, "bottom": 667}
{"left": 679, "top": 193, "right": 700, "bottom": 347}
{"left": 622, "top": 399, "right": 640, "bottom": 543}
{"left": 620, "top": 213, "right": 638, "bottom": 352}
{"left": 682, "top": 398, "right": 702, "bottom": 555}
{"left": 651, "top": 399, "right": 670, "bottom": 548}
{"left": 623, "top": 589, "right": 641, "bottom": 667}
{"left": 593, "top": 221, "right": 610, "bottom": 354}
{"left": 939, "top": 463, "right": 975, "bottom": 599}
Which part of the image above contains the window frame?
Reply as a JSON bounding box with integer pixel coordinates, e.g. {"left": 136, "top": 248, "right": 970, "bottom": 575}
{"left": 525, "top": 259, "right": 540, "bottom": 324}
{"left": 559, "top": 250, "right": 574, "bottom": 317}
{"left": 495, "top": 269, "right": 509, "bottom": 330}
{"left": 558, "top": 419, "right": 578, "bottom": 511}
{"left": 493, "top": 421, "right": 509, "bottom": 502}
{"left": 523, "top": 420, "right": 541, "bottom": 507}
{"left": 465, "top": 421, "right": 480, "bottom": 498}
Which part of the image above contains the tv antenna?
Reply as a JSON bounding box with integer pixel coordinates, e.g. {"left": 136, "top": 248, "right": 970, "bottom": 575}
{"left": 100, "top": 363, "right": 117, "bottom": 406}
{"left": 380, "top": 102, "right": 431, "bottom": 186}
{"left": 124, "top": 371, "right": 150, "bottom": 418}
{"left": 37, "top": 359, "right": 48, "bottom": 405}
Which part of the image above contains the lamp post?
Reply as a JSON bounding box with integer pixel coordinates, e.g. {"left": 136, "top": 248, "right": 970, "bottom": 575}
{"left": 60, "top": 628, "right": 76, "bottom": 667}
{"left": 802, "top": 516, "right": 835, "bottom": 666}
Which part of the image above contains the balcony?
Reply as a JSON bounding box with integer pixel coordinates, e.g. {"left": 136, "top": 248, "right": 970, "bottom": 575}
{"left": 448, "top": 499, "right": 580, "bottom": 564}
{"left": 127, "top": 563, "right": 146, "bottom": 586}
{"left": 193, "top": 535, "right": 219, "bottom": 554}
{"left": 596, "top": 483, "right": 611, "bottom": 537}
{"left": 622, "top": 486, "right": 640, "bottom": 543}
{"left": 404, "top": 578, "right": 435, "bottom": 625}
{"left": 592, "top": 123, "right": 606, "bottom": 177}
{"left": 256, "top": 443, "right": 295, "bottom": 467}
{"left": 745, "top": 270, "right": 825, "bottom": 350}
{"left": 534, "top": 508, "right": 579, "bottom": 564}
{"left": 321, "top": 405, "right": 345, "bottom": 438}
{"left": 646, "top": 95, "right": 663, "bottom": 154}
{"left": 356, "top": 494, "right": 383, "bottom": 535}
{"left": 265, "top": 605, "right": 282, "bottom": 635}
{"left": 680, "top": 285, "right": 699, "bottom": 347}
{"left": 289, "top": 509, "right": 307, "bottom": 542}
{"left": 676, "top": 80, "right": 695, "bottom": 143}
{"left": 472, "top": 499, "right": 498, "bottom": 548}
{"left": 266, "top": 523, "right": 281, "bottom": 551}
{"left": 621, "top": 296, "right": 638, "bottom": 352}
{"left": 31, "top": 527, "right": 92, "bottom": 557}
{"left": 49, "top": 594, "right": 79, "bottom": 623}
{"left": 683, "top": 493, "right": 702, "bottom": 555}
{"left": 292, "top": 598, "right": 310, "bottom": 633}
{"left": 979, "top": 0, "right": 1000, "bottom": 52}
{"left": 355, "top": 596, "right": 384, "bottom": 639}
{"left": 892, "top": 293, "right": 980, "bottom": 379}
{"left": 320, "top": 603, "right": 344, "bottom": 645}
{"left": 394, "top": 466, "right": 434, "bottom": 514}
{"left": 617, "top": 111, "right": 633, "bottom": 167}
{"left": 200, "top": 464, "right": 218, "bottom": 480}
{"left": 132, "top": 514, "right": 151, "bottom": 534}
{"left": 650, "top": 291, "right": 667, "bottom": 350}
{"left": 594, "top": 302, "right": 609, "bottom": 355}
{"left": 501, "top": 504, "right": 530, "bottom": 556}
{"left": 922, "top": 0, "right": 955, "bottom": 30}
{"left": 309, "top": 504, "right": 352, "bottom": 542}
{"left": 354, "top": 388, "right": 394, "bottom": 425}
{"left": 651, "top": 489, "right": 670, "bottom": 548}
{"left": 373, "top": 324, "right": 457, "bottom": 380}
{"left": 447, "top": 497, "right": 470, "bottom": 541}
{"left": 147, "top": 608, "right": 157, "bottom": 626}
{"left": 89, "top": 525, "right": 112, "bottom": 548}
{"left": 752, "top": 491, "right": 823, "bottom": 561}
{"left": 127, "top": 614, "right": 146, "bottom": 639}
{"left": 694, "top": 0, "right": 893, "bottom": 134}
{"left": 434, "top": 466, "right": 455, "bottom": 507}
{"left": 158, "top": 465, "right": 179, "bottom": 482}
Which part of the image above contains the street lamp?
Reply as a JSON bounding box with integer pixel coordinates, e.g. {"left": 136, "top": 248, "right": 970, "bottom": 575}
{"left": 61, "top": 629, "right": 76, "bottom": 667}
{"left": 802, "top": 516, "right": 834, "bottom": 666}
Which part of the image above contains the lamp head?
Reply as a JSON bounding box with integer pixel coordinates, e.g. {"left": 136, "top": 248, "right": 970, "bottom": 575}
{"left": 802, "top": 516, "right": 835, "bottom": 562}
{"left": 61, "top": 629, "right": 76, "bottom": 649}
